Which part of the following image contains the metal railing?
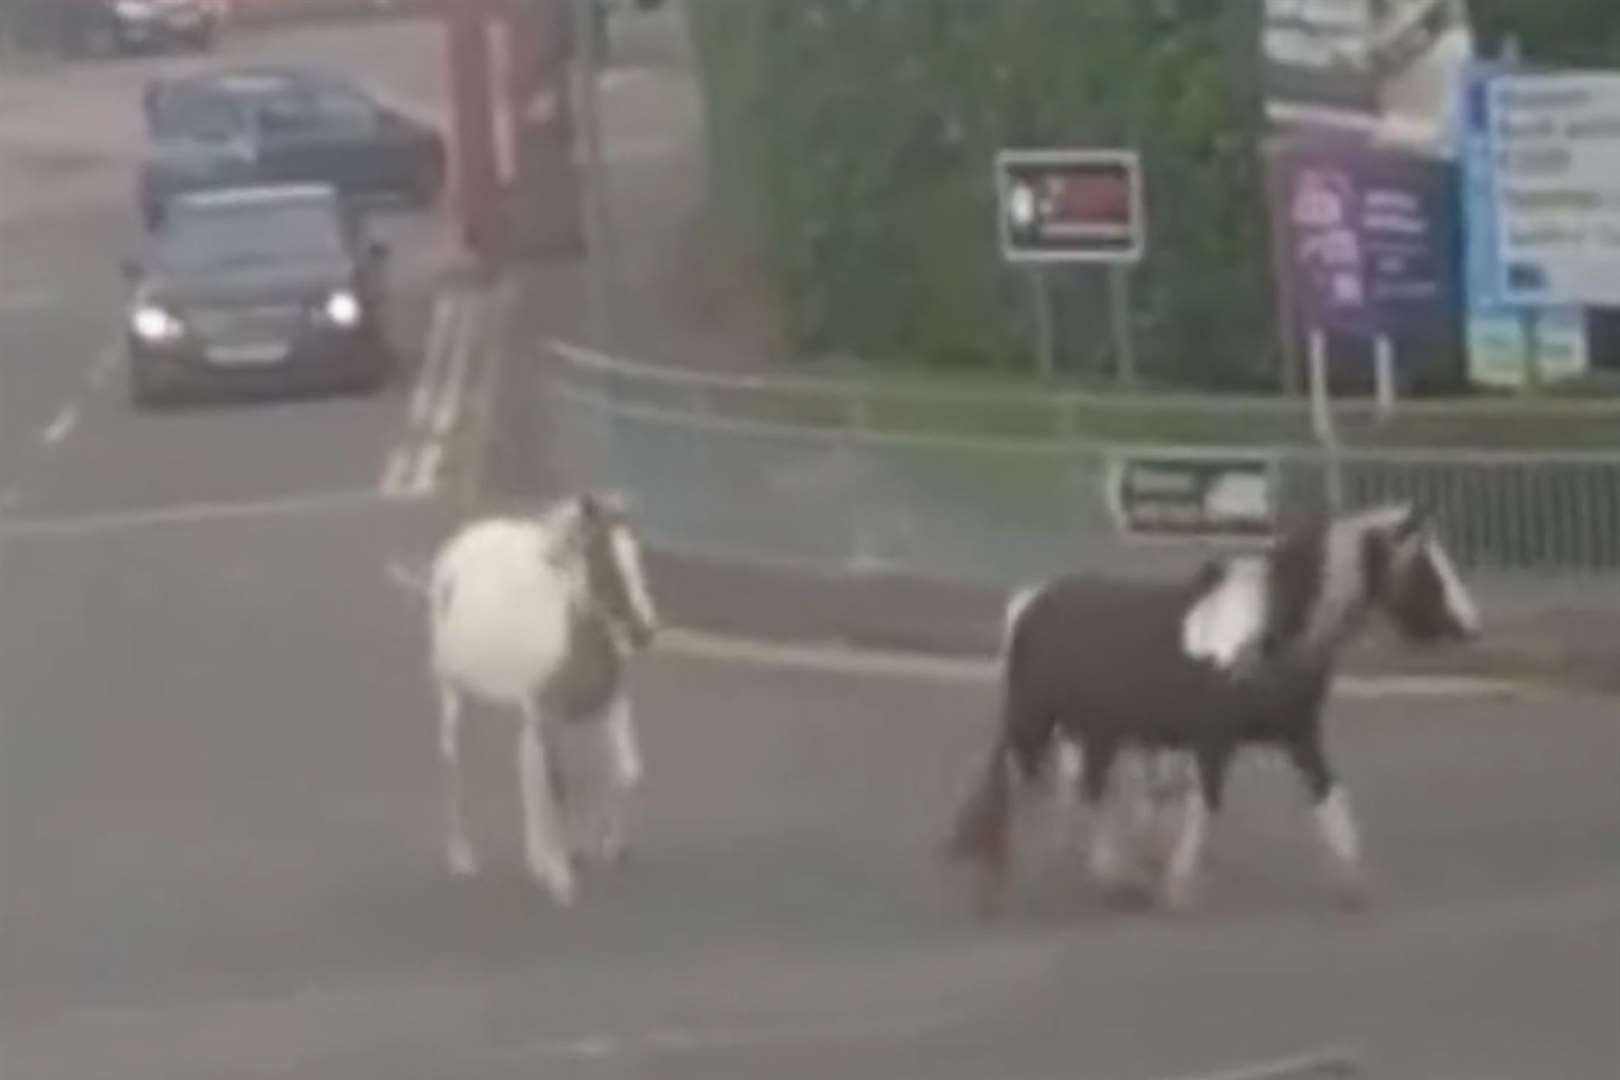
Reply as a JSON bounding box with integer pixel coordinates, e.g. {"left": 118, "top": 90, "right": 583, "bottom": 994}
{"left": 547, "top": 342, "right": 1620, "bottom": 581}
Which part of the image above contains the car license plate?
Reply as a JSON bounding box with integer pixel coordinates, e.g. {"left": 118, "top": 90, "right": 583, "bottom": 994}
{"left": 207, "top": 342, "right": 288, "bottom": 367}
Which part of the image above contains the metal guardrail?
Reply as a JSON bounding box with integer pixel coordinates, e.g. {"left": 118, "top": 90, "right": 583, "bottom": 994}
{"left": 547, "top": 342, "right": 1620, "bottom": 580}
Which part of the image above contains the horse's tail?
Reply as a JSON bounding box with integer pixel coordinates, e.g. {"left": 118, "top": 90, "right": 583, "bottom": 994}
{"left": 944, "top": 698, "right": 1056, "bottom": 921}
{"left": 945, "top": 732, "right": 1018, "bottom": 877}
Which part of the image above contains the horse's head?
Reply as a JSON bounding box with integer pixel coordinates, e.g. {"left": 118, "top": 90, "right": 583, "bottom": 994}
{"left": 573, "top": 490, "right": 661, "bottom": 650}
{"left": 1360, "top": 504, "right": 1481, "bottom": 644}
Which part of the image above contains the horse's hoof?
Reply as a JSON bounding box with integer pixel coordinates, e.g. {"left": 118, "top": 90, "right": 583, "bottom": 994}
{"left": 447, "top": 843, "right": 480, "bottom": 878}
{"left": 1158, "top": 875, "right": 1199, "bottom": 914}
{"left": 1330, "top": 871, "right": 1375, "bottom": 912}
{"left": 528, "top": 859, "right": 577, "bottom": 906}
{"left": 971, "top": 872, "right": 1008, "bottom": 921}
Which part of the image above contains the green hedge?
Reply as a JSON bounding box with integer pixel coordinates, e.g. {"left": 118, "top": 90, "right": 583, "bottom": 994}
{"left": 687, "top": 0, "right": 1273, "bottom": 389}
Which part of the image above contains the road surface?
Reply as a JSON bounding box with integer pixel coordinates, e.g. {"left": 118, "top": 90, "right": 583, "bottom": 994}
{"left": 3, "top": 13, "right": 1618, "bottom": 1080}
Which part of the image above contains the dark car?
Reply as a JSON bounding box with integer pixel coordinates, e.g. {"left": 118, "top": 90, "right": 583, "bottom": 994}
{"left": 55, "top": 0, "right": 224, "bottom": 57}
{"left": 137, "top": 67, "right": 446, "bottom": 230}
{"left": 122, "top": 183, "right": 395, "bottom": 405}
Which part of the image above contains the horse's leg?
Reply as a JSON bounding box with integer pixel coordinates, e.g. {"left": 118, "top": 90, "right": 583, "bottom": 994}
{"left": 599, "top": 692, "right": 642, "bottom": 865}
{"left": 570, "top": 694, "right": 641, "bottom": 866}
{"left": 1287, "top": 731, "right": 1367, "bottom": 906}
{"left": 517, "top": 698, "right": 576, "bottom": 905}
{"left": 1079, "top": 736, "right": 1130, "bottom": 895}
{"left": 437, "top": 681, "right": 478, "bottom": 877}
{"left": 1161, "top": 743, "right": 1231, "bottom": 912}
{"left": 1142, "top": 751, "right": 1196, "bottom": 873}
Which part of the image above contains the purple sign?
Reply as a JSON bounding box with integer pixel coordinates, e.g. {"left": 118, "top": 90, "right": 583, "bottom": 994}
{"left": 1266, "top": 135, "right": 1460, "bottom": 338}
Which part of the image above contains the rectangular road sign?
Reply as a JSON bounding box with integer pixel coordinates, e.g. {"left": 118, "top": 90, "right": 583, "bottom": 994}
{"left": 995, "top": 149, "right": 1145, "bottom": 264}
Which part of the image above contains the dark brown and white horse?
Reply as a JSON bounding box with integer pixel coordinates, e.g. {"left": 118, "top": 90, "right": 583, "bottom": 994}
{"left": 406, "top": 493, "right": 661, "bottom": 906}
{"left": 947, "top": 503, "right": 1480, "bottom": 914}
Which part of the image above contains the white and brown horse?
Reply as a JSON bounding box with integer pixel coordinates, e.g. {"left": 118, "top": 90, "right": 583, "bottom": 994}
{"left": 948, "top": 503, "right": 1481, "bottom": 914}
{"left": 400, "top": 493, "right": 660, "bottom": 906}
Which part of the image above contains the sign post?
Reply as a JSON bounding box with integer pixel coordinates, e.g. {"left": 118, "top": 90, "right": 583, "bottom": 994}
{"left": 995, "top": 149, "right": 1145, "bottom": 383}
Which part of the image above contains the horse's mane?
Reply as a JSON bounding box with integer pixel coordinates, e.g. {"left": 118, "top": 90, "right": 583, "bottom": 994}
{"left": 1262, "top": 511, "right": 1330, "bottom": 657}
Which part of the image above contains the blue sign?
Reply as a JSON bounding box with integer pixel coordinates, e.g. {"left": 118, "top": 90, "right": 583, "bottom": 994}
{"left": 1266, "top": 133, "right": 1461, "bottom": 338}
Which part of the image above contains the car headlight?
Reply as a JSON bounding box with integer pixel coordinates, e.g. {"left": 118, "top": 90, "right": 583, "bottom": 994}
{"left": 323, "top": 290, "right": 363, "bottom": 329}
{"left": 116, "top": 1, "right": 155, "bottom": 19}
{"left": 131, "top": 304, "right": 184, "bottom": 343}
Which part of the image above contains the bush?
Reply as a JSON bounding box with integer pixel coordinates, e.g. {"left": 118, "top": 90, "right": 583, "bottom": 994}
{"left": 688, "top": 0, "right": 1273, "bottom": 389}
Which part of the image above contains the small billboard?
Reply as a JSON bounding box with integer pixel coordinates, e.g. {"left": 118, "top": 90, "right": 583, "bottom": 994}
{"left": 1106, "top": 452, "right": 1279, "bottom": 541}
{"left": 995, "top": 150, "right": 1145, "bottom": 264}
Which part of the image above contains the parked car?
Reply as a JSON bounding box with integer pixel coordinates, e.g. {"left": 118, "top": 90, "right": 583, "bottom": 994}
{"left": 56, "top": 0, "right": 225, "bottom": 57}
{"left": 137, "top": 66, "right": 446, "bottom": 230}
{"left": 121, "top": 183, "right": 395, "bottom": 405}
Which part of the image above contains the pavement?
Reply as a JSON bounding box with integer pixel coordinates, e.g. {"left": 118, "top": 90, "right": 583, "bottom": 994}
{"left": 2, "top": 9, "right": 1618, "bottom": 1080}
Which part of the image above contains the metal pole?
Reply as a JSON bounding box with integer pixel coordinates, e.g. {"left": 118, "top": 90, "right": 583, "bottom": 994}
{"left": 570, "top": 0, "right": 610, "bottom": 347}
{"left": 1031, "top": 268, "right": 1056, "bottom": 379}
{"left": 1109, "top": 264, "right": 1137, "bottom": 387}
{"left": 1521, "top": 306, "right": 1542, "bottom": 394}
{"left": 1308, "top": 329, "right": 1344, "bottom": 512}
{"left": 1373, "top": 334, "right": 1396, "bottom": 422}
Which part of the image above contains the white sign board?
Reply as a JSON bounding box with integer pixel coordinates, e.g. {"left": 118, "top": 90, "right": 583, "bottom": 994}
{"left": 1485, "top": 72, "right": 1620, "bottom": 308}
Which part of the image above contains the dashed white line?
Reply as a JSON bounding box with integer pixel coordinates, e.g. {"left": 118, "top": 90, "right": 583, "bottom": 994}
{"left": 409, "top": 293, "right": 458, "bottom": 428}
{"left": 406, "top": 441, "right": 443, "bottom": 497}
{"left": 87, "top": 344, "right": 120, "bottom": 390}
{"left": 41, "top": 404, "right": 78, "bottom": 446}
{"left": 429, "top": 290, "right": 479, "bottom": 438}
{"left": 379, "top": 447, "right": 412, "bottom": 497}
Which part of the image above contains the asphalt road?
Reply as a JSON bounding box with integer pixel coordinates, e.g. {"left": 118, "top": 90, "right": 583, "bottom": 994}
{"left": 3, "top": 14, "right": 1619, "bottom": 1080}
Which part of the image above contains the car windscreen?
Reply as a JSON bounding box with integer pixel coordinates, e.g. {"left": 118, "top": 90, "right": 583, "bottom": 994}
{"left": 153, "top": 199, "right": 349, "bottom": 274}
{"left": 148, "top": 89, "right": 247, "bottom": 141}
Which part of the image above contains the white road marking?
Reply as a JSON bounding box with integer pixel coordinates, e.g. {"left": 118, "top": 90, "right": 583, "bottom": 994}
{"left": 409, "top": 292, "right": 458, "bottom": 428}
{"left": 41, "top": 404, "right": 78, "bottom": 446}
{"left": 406, "top": 441, "right": 443, "bottom": 496}
{"left": 379, "top": 446, "right": 412, "bottom": 496}
{"left": 600, "top": 68, "right": 654, "bottom": 93}
{"left": 0, "top": 489, "right": 429, "bottom": 541}
{"left": 429, "top": 289, "right": 479, "bottom": 438}
{"left": 87, "top": 343, "right": 120, "bottom": 389}
{"left": 654, "top": 626, "right": 1541, "bottom": 700}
